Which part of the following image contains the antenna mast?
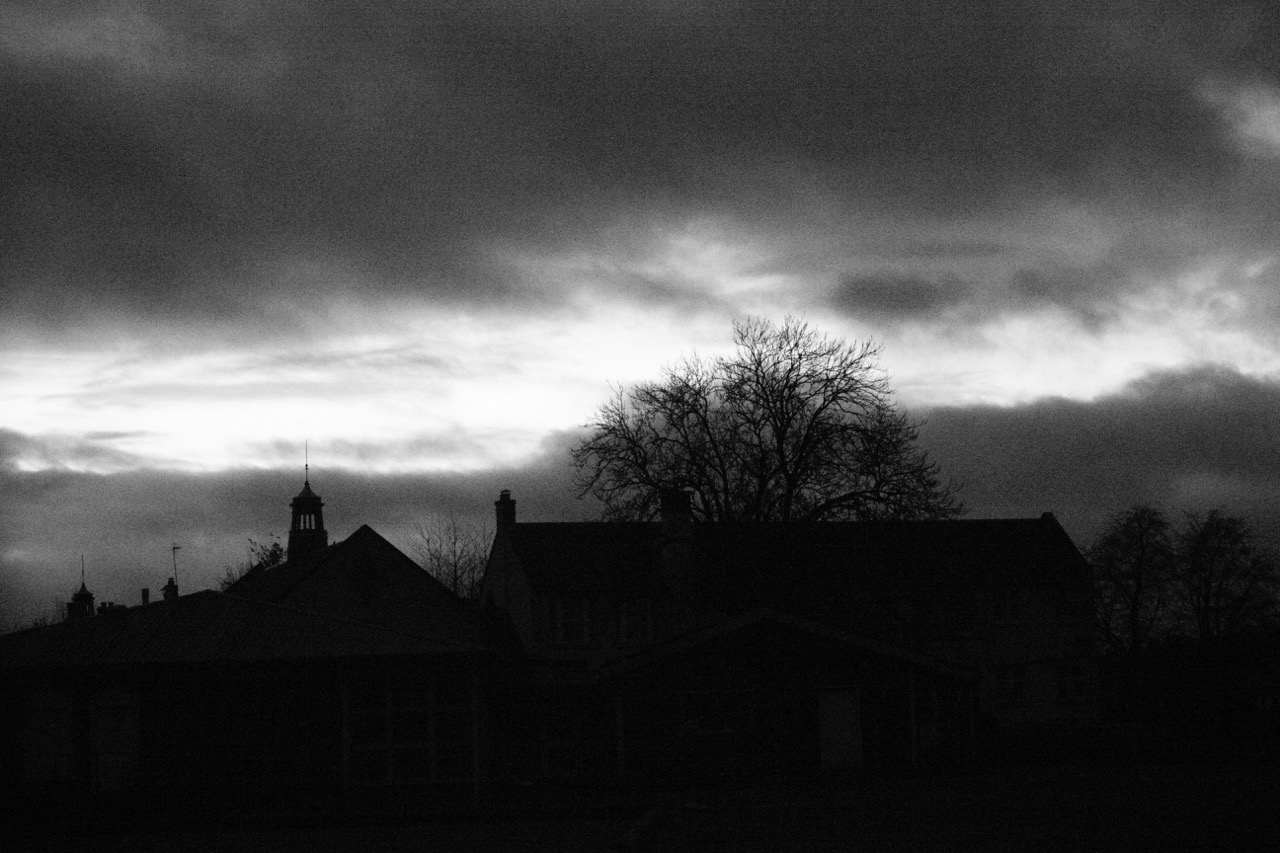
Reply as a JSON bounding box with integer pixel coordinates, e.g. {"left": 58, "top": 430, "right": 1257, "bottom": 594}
{"left": 171, "top": 543, "right": 181, "bottom": 586}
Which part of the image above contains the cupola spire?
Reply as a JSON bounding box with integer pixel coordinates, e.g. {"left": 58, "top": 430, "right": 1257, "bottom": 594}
{"left": 287, "top": 456, "right": 328, "bottom": 563}
{"left": 66, "top": 557, "right": 95, "bottom": 621}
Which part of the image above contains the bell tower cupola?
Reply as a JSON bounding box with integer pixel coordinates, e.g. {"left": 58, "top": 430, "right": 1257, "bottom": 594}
{"left": 287, "top": 466, "right": 328, "bottom": 562}
{"left": 66, "top": 578, "right": 95, "bottom": 622}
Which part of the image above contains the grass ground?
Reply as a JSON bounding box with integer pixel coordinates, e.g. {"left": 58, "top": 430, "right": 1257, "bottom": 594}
{"left": 14, "top": 766, "right": 1280, "bottom": 852}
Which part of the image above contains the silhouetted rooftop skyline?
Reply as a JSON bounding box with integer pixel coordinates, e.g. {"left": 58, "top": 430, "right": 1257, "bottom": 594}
{"left": 6, "top": 4, "right": 1280, "bottom": 627}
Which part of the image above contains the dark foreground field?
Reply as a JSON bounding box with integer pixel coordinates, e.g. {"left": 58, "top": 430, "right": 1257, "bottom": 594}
{"left": 15, "top": 766, "right": 1280, "bottom": 852}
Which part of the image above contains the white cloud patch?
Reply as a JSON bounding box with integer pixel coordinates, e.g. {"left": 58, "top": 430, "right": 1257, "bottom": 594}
{"left": 1199, "top": 78, "right": 1280, "bottom": 157}
{"left": 1, "top": 296, "right": 742, "bottom": 475}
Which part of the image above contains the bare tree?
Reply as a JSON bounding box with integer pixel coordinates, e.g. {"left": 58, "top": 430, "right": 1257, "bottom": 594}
{"left": 414, "top": 513, "right": 491, "bottom": 600}
{"left": 572, "top": 317, "right": 962, "bottom": 522}
{"left": 1173, "top": 510, "right": 1278, "bottom": 645}
{"left": 219, "top": 537, "right": 285, "bottom": 591}
{"left": 1087, "top": 504, "right": 1175, "bottom": 657}
{"left": 1088, "top": 505, "right": 1280, "bottom": 651}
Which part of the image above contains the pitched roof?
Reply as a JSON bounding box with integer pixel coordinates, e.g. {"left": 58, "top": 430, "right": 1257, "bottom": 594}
{"left": 228, "top": 524, "right": 498, "bottom": 647}
{"left": 225, "top": 538, "right": 339, "bottom": 602}
{"left": 501, "top": 522, "right": 663, "bottom": 593}
{"left": 0, "top": 589, "right": 485, "bottom": 670}
{"left": 504, "top": 513, "right": 1087, "bottom": 594}
{"left": 497, "top": 514, "right": 1089, "bottom": 634}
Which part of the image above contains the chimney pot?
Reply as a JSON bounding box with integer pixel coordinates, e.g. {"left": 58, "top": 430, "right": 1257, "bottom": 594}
{"left": 141, "top": 588, "right": 150, "bottom": 606}
{"left": 495, "top": 490, "right": 516, "bottom": 532}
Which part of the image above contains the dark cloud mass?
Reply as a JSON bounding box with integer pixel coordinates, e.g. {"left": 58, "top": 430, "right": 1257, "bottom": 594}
{"left": 921, "top": 364, "right": 1280, "bottom": 548}
{"left": 834, "top": 273, "right": 973, "bottom": 321}
{"left": 0, "top": 428, "right": 158, "bottom": 473}
{"left": 3, "top": 1, "right": 1280, "bottom": 329}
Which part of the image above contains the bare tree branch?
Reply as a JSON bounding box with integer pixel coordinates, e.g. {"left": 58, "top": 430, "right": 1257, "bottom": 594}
{"left": 572, "top": 317, "right": 963, "bottom": 522}
{"left": 220, "top": 536, "right": 284, "bottom": 591}
{"left": 414, "top": 513, "right": 491, "bottom": 600}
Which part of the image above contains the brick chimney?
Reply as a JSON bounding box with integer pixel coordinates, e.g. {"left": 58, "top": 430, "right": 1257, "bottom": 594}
{"left": 162, "top": 577, "right": 179, "bottom": 601}
{"left": 495, "top": 489, "right": 516, "bottom": 533}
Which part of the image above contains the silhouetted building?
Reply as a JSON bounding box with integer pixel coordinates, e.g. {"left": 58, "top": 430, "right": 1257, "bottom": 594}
{"left": 0, "top": 486, "right": 520, "bottom": 828}
{"left": 482, "top": 490, "right": 1097, "bottom": 777}
{"left": 0, "top": 482, "right": 1099, "bottom": 827}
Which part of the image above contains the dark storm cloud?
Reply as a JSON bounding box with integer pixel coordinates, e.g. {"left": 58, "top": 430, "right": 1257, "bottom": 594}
{"left": 0, "top": 427, "right": 157, "bottom": 473}
{"left": 920, "top": 364, "right": 1280, "bottom": 548}
{"left": 4, "top": 1, "right": 1279, "bottom": 329}
{"left": 834, "top": 273, "right": 974, "bottom": 321}
{"left": 831, "top": 206, "right": 1280, "bottom": 326}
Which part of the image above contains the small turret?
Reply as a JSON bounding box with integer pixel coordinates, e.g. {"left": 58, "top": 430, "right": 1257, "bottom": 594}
{"left": 287, "top": 470, "right": 328, "bottom": 562}
{"left": 66, "top": 580, "right": 95, "bottom": 622}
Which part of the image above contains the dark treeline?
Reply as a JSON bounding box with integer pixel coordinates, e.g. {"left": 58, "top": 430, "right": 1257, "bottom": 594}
{"left": 1088, "top": 504, "right": 1280, "bottom": 763}
{"left": 1090, "top": 505, "right": 1279, "bottom": 654}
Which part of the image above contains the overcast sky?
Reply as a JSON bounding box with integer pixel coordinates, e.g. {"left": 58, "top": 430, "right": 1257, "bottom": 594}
{"left": 5, "top": 2, "right": 1280, "bottom": 628}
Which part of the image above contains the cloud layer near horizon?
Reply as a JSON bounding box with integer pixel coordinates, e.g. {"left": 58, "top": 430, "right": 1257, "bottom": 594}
{"left": 923, "top": 364, "right": 1280, "bottom": 537}
{"left": 8, "top": 364, "right": 1280, "bottom": 629}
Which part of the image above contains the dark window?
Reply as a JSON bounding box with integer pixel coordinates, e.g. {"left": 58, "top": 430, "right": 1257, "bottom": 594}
{"left": 551, "top": 596, "right": 591, "bottom": 646}
{"left": 678, "top": 690, "right": 756, "bottom": 735}
{"left": 993, "top": 589, "right": 1024, "bottom": 624}
{"left": 995, "top": 666, "right": 1026, "bottom": 702}
{"left": 1056, "top": 663, "right": 1087, "bottom": 705}
{"left": 24, "top": 690, "right": 73, "bottom": 785}
{"left": 434, "top": 710, "right": 470, "bottom": 780}
{"left": 344, "top": 674, "right": 471, "bottom": 786}
{"left": 620, "top": 599, "right": 653, "bottom": 644}
{"left": 561, "top": 596, "right": 584, "bottom": 645}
